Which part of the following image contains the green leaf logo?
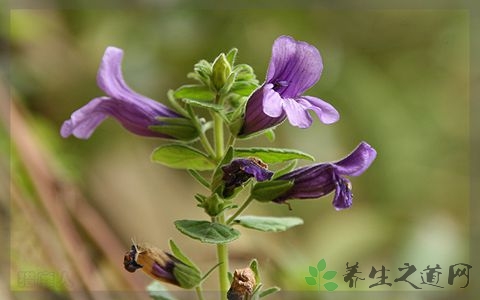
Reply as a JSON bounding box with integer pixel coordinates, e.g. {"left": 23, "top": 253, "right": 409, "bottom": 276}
{"left": 304, "top": 259, "right": 338, "bottom": 291}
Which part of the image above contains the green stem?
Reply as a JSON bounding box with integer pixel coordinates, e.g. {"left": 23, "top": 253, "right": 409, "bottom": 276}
{"left": 186, "top": 105, "right": 215, "bottom": 157}
{"left": 226, "top": 135, "right": 236, "bottom": 150}
{"left": 226, "top": 196, "right": 253, "bottom": 225}
{"left": 216, "top": 213, "right": 230, "bottom": 299}
{"left": 213, "top": 94, "right": 225, "bottom": 160}
{"left": 212, "top": 93, "right": 229, "bottom": 299}
{"left": 195, "top": 285, "right": 205, "bottom": 300}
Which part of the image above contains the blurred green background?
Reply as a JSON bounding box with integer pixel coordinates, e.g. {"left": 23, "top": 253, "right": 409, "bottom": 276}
{"left": 3, "top": 6, "right": 470, "bottom": 300}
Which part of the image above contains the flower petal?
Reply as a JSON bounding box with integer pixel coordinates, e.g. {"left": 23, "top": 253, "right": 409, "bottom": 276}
{"left": 298, "top": 96, "right": 339, "bottom": 124}
{"left": 274, "top": 164, "right": 337, "bottom": 203}
{"left": 283, "top": 98, "right": 312, "bottom": 128}
{"left": 96, "top": 46, "right": 179, "bottom": 118}
{"left": 60, "top": 97, "right": 109, "bottom": 139}
{"left": 333, "top": 142, "right": 377, "bottom": 176}
{"left": 266, "top": 36, "right": 323, "bottom": 98}
{"left": 262, "top": 84, "right": 284, "bottom": 117}
{"left": 332, "top": 177, "right": 353, "bottom": 210}
{"left": 239, "top": 86, "right": 286, "bottom": 136}
{"left": 61, "top": 97, "right": 171, "bottom": 138}
{"left": 222, "top": 158, "right": 273, "bottom": 197}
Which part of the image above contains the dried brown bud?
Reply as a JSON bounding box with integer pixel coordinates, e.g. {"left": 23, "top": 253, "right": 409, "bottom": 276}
{"left": 227, "top": 267, "right": 256, "bottom": 300}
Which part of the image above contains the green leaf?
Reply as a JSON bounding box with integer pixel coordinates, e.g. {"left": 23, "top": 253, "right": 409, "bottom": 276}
{"left": 174, "top": 220, "right": 240, "bottom": 244}
{"left": 317, "top": 259, "right": 326, "bottom": 272}
{"left": 147, "top": 281, "right": 177, "bottom": 300}
{"left": 251, "top": 180, "right": 294, "bottom": 202}
{"left": 304, "top": 277, "right": 317, "bottom": 286}
{"left": 322, "top": 270, "right": 337, "bottom": 280}
{"left": 234, "top": 147, "right": 314, "bottom": 163}
{"left": 323, "top": 282, "right": 338, "bottom": 291}
{"left": 182, "top": 98, "right": 223, "bottom": 111}
{"left": 151, "top": 144, "right": 215, "bottom": 171}
{"left": 226, "top": 48, "right": 238, "bottom": 66}
{"left": 249, "top": 258, "right": 260, "bottom": 283}
{"left": 272, "top": 160, "right": 298, "bottom": 179}
{"left": 173, "top": 261, "right": 202, "bottom": 289}
{"left": 149, "top": 117, "right": 198, "bottom": 141}
{"left": 233, "top": 216, "right": 303, "bottom": 232}
{"left": 264, "top": 129, "right": 275, "bottom": 142}
{"left": 230, "top": 81, "right": 258, "bottom": 96}
{"left": 168, "top": 240, "right": 198, "bottom": 268}
{"left": 309, "top": 266, "right": 318, "bottom": 277}
{"left": 259, "top": 286, "right": 280, "bottom": 298}
{"left": 174, "top": 84, "right": 215, "bottom": 101}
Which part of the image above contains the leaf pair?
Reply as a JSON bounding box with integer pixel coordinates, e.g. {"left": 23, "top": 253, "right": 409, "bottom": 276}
{"left": 174, "top": 216, "right": 304, "bottom": 244}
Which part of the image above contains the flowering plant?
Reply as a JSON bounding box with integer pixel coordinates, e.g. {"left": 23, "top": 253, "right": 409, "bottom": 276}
{"left": 62, "top": 36, "right": 376, "bottom": 299}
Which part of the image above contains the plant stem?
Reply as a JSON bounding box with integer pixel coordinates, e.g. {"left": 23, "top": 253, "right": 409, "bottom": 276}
{"left": 213, "top": 94, "right": 225, "bottom": 160}
{"left": 216, "top": 213, "right": 230, "bottom": 299}
{"left": 212, "top": 93, "right": 229, "bottom": 299}
{"left": 186, "top": 105, "right": 216, "bottom": 157}
{"left": 195, "top": 285, "right": 205, "bottom": 300}
{"left": 226, "top": 196, "right": 253, "bottom": 225}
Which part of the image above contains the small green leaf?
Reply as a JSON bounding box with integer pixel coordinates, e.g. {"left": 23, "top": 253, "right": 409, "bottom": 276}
{"left": 234, "top": 147, "right": 314, "bottom": 163}
{"left": 249, "top": 259, "right": 260, "bottom": 283}
{"left": 230, "top": 81, "right": 258, "bottom": 96}
{"left": 264, "top": 129, "right": 275, "bottom": 142}
{"left": 252, "top": 180, "right": 294, "bottom": 202}
{"left": 272, "top": 160, "right": 298, "bottom": 179}
{"left": 259, "top": 286, "right": 280, "bottom": 298}
{"left": 147, "top": 281, "right": 177, "bottom": 300}
{"left": 172, "top": 261, "right": 202, "bottom": 289}
{"left": 174, "top": 84, "right": 215, "bottom": 101}
{"left": 151, "top": 144, "right": 215, "bottom": 171}
{"left": 233, "top": 216, "right": 303, "bottom": 232}
{"left": 309, "top": 266, "right": 318, "bottom": 277}
{"left": 182, "top": 98, "right": 223, "bottom": 111}
{"left": 317, "top": 259, "right": 327, "bottom": 272}
{"left": 174, "top": 220, "right": 240, "bottom": 244}
{"left": 168, "top": 240, "right": 197, "bottom": 268}
{"left": 305, "top": 277, "right": 317, "bottom": 286}
{"left": 323, "top": 282, "right": 338, "bottom": 291}
{"left": 322, "top": 270, "right": 337, "bottom": 280}
{"left": 226, "top": 48, "right": 238, "bottom": 66}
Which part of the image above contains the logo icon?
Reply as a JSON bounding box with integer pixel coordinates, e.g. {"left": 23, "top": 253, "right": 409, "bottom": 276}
{"left": 305, "top": 259, "right": 338, "bottom": 291}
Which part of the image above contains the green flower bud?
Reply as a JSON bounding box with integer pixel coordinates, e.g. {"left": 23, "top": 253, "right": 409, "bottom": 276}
{"left": 212, "top": 53, "right": 232, "bottom": 92}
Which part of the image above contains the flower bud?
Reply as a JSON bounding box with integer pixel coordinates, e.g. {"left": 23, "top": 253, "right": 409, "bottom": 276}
{"left": 124, "top": 243, "right": 201, "bottom": 289}
{"left": 212, "top": 53, "right": 232, "bottom": 92}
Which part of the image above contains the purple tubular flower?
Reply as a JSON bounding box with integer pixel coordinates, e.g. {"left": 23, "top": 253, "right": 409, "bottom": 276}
{"left": 273, "top": 142, "right": 377, "bottom": 210}
{"left": 222, "top": 158, "right": 273, "bottom": 197}
{"left": 61, "top": 47, "right": 182, "bottom": 139}
{"left": 239, "top": 36, "right": 339, "bottom": 136}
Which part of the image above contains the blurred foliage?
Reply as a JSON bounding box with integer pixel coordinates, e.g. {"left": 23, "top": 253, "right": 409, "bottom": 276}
{"left": 5, "top": 6, "right": 471, "bottom": 300}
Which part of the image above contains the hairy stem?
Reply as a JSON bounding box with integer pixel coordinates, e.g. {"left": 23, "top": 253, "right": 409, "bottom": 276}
{"left": 195, "top": 285, "right": 205, "bottom": 300}
{"left": 216, "top": 213, "right": 230, "bottom": 299}
{"left": 186, "top": 105, "right": 216, "bottom": 157}
{"left": 226, "top": 196, "right": 253, "bottom": 225}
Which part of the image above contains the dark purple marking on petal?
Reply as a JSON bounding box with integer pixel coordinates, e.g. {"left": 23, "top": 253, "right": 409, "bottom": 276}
{"left": 266, "top": 36, "right": 323, "bottom": 98}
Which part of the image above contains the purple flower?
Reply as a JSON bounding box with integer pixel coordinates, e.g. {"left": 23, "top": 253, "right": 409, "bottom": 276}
{"left": 61, "top": 47, "right": 183, "bottom": 139}
{"left": 239, "top": 36, "right": 339, "bottom": 136}
{"left": 272, "top": 142, "right": 376, "bottom": 210}
{"left": 222, "top": 158, "right": 273, "bottom": 197}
